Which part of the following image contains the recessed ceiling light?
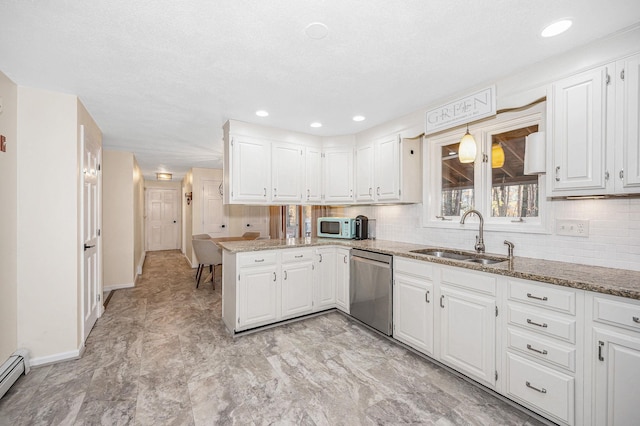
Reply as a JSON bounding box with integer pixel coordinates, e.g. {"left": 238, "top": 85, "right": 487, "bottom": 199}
{"left": 310, "top": 122, "right": 322, "bottom": 128}
{"left": 541, "top": 19, "right": 572, "bottom": 37}
{"left": 352, "top": 115, "right": 366, "bottom": 122}
{"left": 255, "top": 110, "right": 269, "bottom": 117}
{"left": 305, "top": 22, "right": 329, "bottom": 40}
{"left": 156, "top": 172, "right": 172, "bottom": 181}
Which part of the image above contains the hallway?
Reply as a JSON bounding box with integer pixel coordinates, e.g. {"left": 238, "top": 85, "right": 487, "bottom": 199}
{"left": 0, "top": 250, "right": 545, "bottom": 425}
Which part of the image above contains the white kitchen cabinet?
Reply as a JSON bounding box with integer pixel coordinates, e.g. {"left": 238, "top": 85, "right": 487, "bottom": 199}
{"left": 237, "top": 255, "right": 279, "bottom": 331}
{"left": 548, "top": 52, "right": 640, "bottom": 197}
{"left": 281, "top": 251, "right": 314, "bottom": 319}
{"left": 314, "top": 247, "right": 336, "bottom": 311}
{"left": 355, "top": 143, "right": 375, "bottom": 202}
{"left": 393, "top": 258, "right": 434, "bottom": 356}
{"left": 437, "top": 267, "right": 497, "bottom": 388}
{"left": 548, "top": 65, "right": 612, "bottom": 195}
{"left": 229, "top": 135, "right": 271, "bottom": 203}
{"left": 335, "top": 248, "right": 350, "bottom": 313}
{"left": 615, "top": 53, "right": 640, "bottom": 191}
{"left": 323, "top": 147, "right": 354, "bottom": 203}
{"left": 305, "top": 146, "right": 322, "bottom": 203}
{"left": 354, "top": 134, "right": 422, "bottom": 203}
{"left": 272, "top": 141, "right": 303, "bottom": 203}
{"left": 588, "top": 294, "right": 640, "bottom": 426}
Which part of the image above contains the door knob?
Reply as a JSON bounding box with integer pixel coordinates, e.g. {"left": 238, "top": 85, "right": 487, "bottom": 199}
{"left": 173, "top": 220, "right": 177, "bottom": 223}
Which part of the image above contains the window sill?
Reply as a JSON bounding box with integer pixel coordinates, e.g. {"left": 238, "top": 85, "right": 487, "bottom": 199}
{"left": 422, "top": 219, "right": 551, "bottom": 235}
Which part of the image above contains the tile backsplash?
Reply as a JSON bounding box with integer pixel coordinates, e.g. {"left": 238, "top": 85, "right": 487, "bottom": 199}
{"left": 344, "top": 198, "right": 640, "bottom": 271}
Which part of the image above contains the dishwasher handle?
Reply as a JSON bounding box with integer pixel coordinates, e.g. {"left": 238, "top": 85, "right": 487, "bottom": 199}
{"left": 351, "top": 254, "right": 391, "bottom": 269}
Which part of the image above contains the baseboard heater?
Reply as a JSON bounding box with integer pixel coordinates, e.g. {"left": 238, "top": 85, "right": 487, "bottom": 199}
{"left": 0, "top": 349, "right": 30, "bottom": 400}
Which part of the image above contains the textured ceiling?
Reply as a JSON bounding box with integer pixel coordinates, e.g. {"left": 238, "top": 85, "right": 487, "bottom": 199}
{"left": 1, "top": 1, "right": 639, "bottom": 180}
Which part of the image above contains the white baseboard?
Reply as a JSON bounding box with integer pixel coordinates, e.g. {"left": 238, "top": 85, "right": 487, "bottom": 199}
{"left": 30, "top": 345, "right": 85, "bottom": 367}
{"left": 136, "top": 251, "right": 146, "bottom": 275}
{"left": 103, "top": 282, "right": 135, "bottom": 292}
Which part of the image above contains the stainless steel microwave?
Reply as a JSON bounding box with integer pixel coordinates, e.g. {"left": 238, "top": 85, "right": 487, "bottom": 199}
{"left": 317, "top": 217, "right": 355, "bottom": 239}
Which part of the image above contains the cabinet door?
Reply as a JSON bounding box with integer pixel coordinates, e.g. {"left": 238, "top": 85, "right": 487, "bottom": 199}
{"left": 281, "top": 261, "right": 314, "bottom": 319}
{"left": 375, "top": 135, "right": 400, "bottom": 201}
{"left": 549, "top": 66, "right": 610, "bottom": 194}
{"left": 323, "top": 148, "right": 354, "bottom": 203}
{"left": 355, "top": 144, "right": 375, "bottom": 202}
{"left": 315, "top": 249, "right": 336, "bottom": 310}
{"left": 238, "top": 265, "right": 278, "bottom": 329}
{"left": 231, "top": 136, "right": 270, "bottom": 202}
{"left": 593, "top": 329, "right": 640, "bottom": 426}
{"left": 616, "top": 54, "right": 640, "bottom": 191}
{"left": 394, "top": 273, "right": 434, "bottom": 356}
{"left": 305, "top": 147, "right": 322, "bottom": 203}
{"left": 272, "top": 142, "right": 303, "bottom": 202}
{"left": 439, "top": 284, "right": 496, "bottom": 387}
{"left": 335, "top": 248, "right": 350, "bottom": 313}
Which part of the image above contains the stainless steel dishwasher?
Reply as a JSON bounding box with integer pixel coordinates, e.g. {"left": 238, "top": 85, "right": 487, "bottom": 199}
{"left": 350, "top": 249, "right": 393, "bottom": 336}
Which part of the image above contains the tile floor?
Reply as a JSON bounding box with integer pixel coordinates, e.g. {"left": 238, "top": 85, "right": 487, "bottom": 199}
{"left": 0, "top": 250, "right": 548, "bottom": 425}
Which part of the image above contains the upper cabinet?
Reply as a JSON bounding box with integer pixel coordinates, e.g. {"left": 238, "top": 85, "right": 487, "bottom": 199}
{"left": 322, "top": 146, "right": 354, "bottom": 203}
{"left": 304, "top": 146, "right": 322, "bottom": 203}
{"left": 548, "top": 53, "right": 640, "bottom": 197}
{"left": 355, "top": 134, "right": 422, "bottom": 203}
{"left": 271, "top": 141, "right": 303, "bottom": 203}
{"left": 228, "top": 135, "right": 272, "bottom": 203}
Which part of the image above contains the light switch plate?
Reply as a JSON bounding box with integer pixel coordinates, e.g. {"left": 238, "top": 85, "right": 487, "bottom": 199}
{"left": 556, "top": 219, "right": 589, "bottom": 237}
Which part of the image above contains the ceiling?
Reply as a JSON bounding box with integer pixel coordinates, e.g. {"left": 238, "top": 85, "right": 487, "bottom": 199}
{"left": 1, "top": 1, "right": 639, "bottom": 180}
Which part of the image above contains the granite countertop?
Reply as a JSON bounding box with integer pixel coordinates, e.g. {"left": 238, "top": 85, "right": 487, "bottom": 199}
{"left": 218, "top": 238, "right": 640, "bottom": 300}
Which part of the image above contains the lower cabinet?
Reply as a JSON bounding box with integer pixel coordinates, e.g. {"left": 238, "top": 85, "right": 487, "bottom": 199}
{"left": 589, "top": 294, "right": 640, "bottom": 426}
{"left": 439, "top": 282, "right": 496, "bottom": 388}
{"left": 223, "top": 246, "right": 350, "bottom": 333}
{"left": 393, "top": 258, "right": 434, "bottom": 356}
{"left": 335, "top": 248, "right": 350, "bottom": 313}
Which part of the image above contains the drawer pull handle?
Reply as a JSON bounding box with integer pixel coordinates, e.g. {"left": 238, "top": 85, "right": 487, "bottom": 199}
{"left": 425, "top": 291, "right": 430, "bottom": 303}
{"left": 254, "top": 259, "right": 265, "bottom": 263}
{"left": 526, "top": 344, "right": 548, "bottom": 355}
{"left": 284, "top": 270, "right": 288, "bottom": 280}
{"left": 526, "top": 381, "right": 547, "bottom": 394}
{"left": 633, "top": 317, "right": 640, "bottom": 324}
{"left": 526, "top": 319, "right": 548, "bottom": 328}
{"left": 440, "top": 295, "right": 445, "bottom": 308}
{"left": 295, "top": 255, "right": 304, "bottom": 258}
{"left": 319, "top": 254, "right": 323, "bottom": 263}
{"left": 273, "top": 272, "right": 276, "bottom": 282}
{"left": 526, "top": 293, "right": 548, "bottom": 301}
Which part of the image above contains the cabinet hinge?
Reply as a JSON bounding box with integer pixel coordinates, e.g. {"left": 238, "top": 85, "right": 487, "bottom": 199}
{"left": 97, "top": 164, "right": 101, "bottom": 171}
{"left": 606, "top": 74, "right": 611, "bottom": 85}
{"left": 231, "top": 138, "right": 234, "bottom": 146}
{"left": 97, "top": 229, "right": 101, "bottom": 237}
{"left": 238, "top": 274, "right": 240, "bottom": 281}
{"left": 620, "top": 69, "right": 625, "bottom": 81}
{"left": 482, "top": 153, "right": 488, "bottom": 163}
{"left": 97, "top": 293, "right": 101, "bottom": 302}
{"left": 495, "top": 371, "right": 498, "bottom": 381}
{"left": 495, "top": 306, "right": 499, "bottom": 317}
{"left": 238, "top": 317, "right": 240, "bottom": 324}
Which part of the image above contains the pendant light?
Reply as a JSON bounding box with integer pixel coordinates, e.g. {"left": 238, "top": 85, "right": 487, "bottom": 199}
{"left": 491, "top": 143, "right": 505, "bottom": 168}
{"left": 458, "top": 124, "right": 477, "bottom": 163}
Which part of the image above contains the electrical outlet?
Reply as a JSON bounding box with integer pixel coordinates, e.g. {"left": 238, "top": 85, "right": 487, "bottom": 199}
{"left": 556, "top": 219, "right": 590, "bottom": 237}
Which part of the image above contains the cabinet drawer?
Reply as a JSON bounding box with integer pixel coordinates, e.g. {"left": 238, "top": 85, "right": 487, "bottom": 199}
{"left": 394, "top": 257, "right": 433, "bottom": 279}
{"left": 440, "top": 267, "right": 496, "bottom": 296}
{"left": 593, "top": 296, "right": 640, "bottom": 332}
{"left": 507, "top": 279, "right": 576, "bottom": 315}
{"left": 281, "top": 249, "right": 314, "bottom": 263}
{"left": 508, "top": 304, "right": 576, "bottom": 343}
{"left": 238, "top": 251, "right": 278, "bottom": 267}
{"left": 507, "top": 327, "right": 576, "bottom": 372}
{"left": 506, "top": 353, "right": 574, "bottom": 425}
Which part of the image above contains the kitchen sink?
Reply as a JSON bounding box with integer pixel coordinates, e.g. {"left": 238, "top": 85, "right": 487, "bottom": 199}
{"left": 409, "top": 248, "right": 508, "bottom": 265}
{"left": 410, "top": 249, "right": 471, "bottom": 261}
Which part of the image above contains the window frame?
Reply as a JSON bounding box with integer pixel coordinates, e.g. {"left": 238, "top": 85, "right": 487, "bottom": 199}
{"left": 422, "top": 102, "right": 550, "bottom": 234}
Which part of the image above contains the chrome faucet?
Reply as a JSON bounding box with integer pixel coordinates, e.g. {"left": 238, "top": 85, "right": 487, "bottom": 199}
{"left": 460, "top": 209, "right": 485, "bottom": 253}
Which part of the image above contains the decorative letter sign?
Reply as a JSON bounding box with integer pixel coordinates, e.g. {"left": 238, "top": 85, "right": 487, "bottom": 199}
{"left": 425, "top": 86, "right": 496, "bottom": 135}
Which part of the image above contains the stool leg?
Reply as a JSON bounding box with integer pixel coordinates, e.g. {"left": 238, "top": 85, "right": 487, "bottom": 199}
{"left": 196, "top": 264, "right": 203, "bottom": 288}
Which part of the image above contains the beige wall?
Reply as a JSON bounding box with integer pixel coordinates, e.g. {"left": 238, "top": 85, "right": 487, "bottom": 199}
{"left": 133, "top": 158, "right": 144, "bottom": 275}
{"left": 103, "top": 151, "right": 135, "bottom": 288}
{"left": 0, "top": 71, "right": 18, "bottom": 361}
{"left": 16, "top": 87, "right": 87, "bottom": 362}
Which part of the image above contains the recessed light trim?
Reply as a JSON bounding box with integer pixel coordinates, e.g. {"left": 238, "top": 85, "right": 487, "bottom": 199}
{"left": 304, "top": 22, "right": 329, "bottom": 40}
{"left": 352, "top": 115, "right": 366, "bottom": 122}
{"left": 255, "top": 110, "right": 269, "bottom": 117}
{"left": 310, "top": 122, "right": 322, "bottom": 128}
{"left": 541, "top": 19, "right": 572, "bottom": 37}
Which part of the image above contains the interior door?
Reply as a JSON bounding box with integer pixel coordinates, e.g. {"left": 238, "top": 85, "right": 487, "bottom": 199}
{"left": 202, "top": 178, "right": 228, "bottom": 237}
{"left": 81, "top": 125, "right": 101, "bottom": 341}
{"left": 146, "top": 188, "right": 179, "bottom": 250}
